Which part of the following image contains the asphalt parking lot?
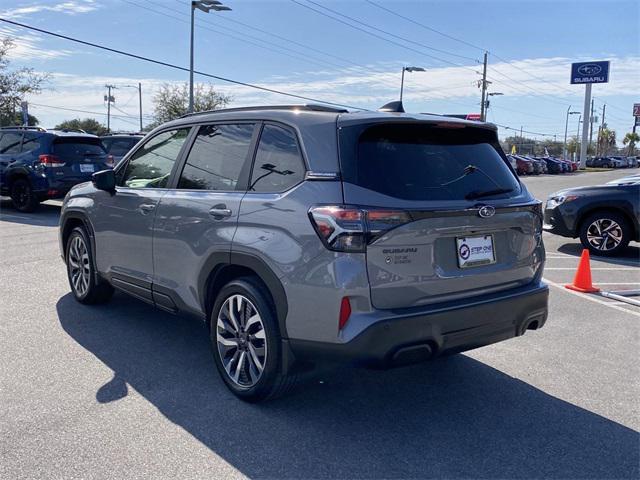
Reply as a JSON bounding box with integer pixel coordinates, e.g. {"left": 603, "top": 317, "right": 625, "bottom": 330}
{"left": 1, "top": 169, "right": 638, "bottom": 479}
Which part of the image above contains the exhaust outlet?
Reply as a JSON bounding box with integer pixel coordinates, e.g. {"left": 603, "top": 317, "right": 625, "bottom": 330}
{"left": 391, "top": 343, "right": 433, "bottom": 366}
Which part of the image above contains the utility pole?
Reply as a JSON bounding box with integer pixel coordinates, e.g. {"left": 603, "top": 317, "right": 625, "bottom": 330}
{"left": 104, "top": 84, "right": 116, "bottom": 133}
{"left": 479, "top": 51, "right": 489, "bottom": 121}
{"left": 138, "top": 82, "right": 143, "bottom": 131}
{"left": 596, "top": 104, "right": 606, "bottom": 157}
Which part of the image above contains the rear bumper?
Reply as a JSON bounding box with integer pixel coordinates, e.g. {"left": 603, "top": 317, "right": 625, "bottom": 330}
{"left": 289, "top": 282, "right": 549, "bottom": 367}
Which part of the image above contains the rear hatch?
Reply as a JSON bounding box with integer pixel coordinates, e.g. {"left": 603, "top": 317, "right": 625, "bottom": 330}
{"left": 51, "top": 136, "right": 109, "bottom": 182}
{"left": 338, "top": 120, "right": 543, "bottom": 309}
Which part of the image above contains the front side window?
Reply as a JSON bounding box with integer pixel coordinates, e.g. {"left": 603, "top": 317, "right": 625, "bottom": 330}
{"left": 178, "top": 124, "right": 255, "bottom": 191}
{"left": 0, "top": 132, "right": 22, "bottom": 154}
{"left": 119, "top": 129, "right": 189, "bottom": 188}
{"left": 249, "top": 125, "right": 305, "bottom": 193}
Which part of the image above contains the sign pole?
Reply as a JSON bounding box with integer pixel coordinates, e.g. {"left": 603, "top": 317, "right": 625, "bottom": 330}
{"left": 579, "top": 83, "right": 591, "bottom": 170}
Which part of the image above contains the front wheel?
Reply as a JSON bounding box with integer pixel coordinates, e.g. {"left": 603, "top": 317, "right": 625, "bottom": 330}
{"left": 10, "top": 178, "right": 39, "bottom": 212}
{"left": 210, "top": 277, "right": 296, "bottom": 402}
{"left": 579, "top": 212, "right": 631, "bottom": 256}
{"left": 66, "top": 227, "right": 114, "bottom": 304}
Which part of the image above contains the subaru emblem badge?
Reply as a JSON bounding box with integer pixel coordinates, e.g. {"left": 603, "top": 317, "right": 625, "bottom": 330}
{"left": 478, "top": 206, "right": 495, "bottom": 218}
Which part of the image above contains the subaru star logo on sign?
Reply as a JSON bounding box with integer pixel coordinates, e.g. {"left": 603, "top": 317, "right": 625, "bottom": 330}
{"left": 570, "top": 60, "right": 610, "bottom": 84}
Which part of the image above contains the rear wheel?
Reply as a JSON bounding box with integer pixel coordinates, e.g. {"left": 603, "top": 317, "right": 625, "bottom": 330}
{"left": 579, "top": 212, "right": 631, "bottom": 256}
{"left": 66, "top": 227, "right": 114, "bottom": 304}
{"left": 10, "top": 178, "right": 39, "bottom": 212}
{"left": 210, "top": 277, "right": 296, "bottom": 402}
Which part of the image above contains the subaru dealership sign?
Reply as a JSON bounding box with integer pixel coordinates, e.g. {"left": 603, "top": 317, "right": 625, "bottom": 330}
{"left": 570, "top": 61, "right": 610, "bottom": 84}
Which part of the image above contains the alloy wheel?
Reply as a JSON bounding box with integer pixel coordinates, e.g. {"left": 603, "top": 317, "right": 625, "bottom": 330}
{"left": 68, "top": 235, "right": 91, "bottom": 297}
{"left": 216, "top": 294, "right": 267, "bottom": 387}
{"left": 12, "top": 182, "right": 30, "bottom": 209}
{"left": 586, "top": 218, "right": 623, "bottom": 251}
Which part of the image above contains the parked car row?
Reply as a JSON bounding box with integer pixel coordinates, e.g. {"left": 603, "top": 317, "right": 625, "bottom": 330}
{"left": 507, "top": 154, "right": 577, "bottom": 175}
{"left": 0, "top": 126, "right": 143, "bottom": 212}
{"left": 586, "top": 156, "right": 639, "bottom": 168}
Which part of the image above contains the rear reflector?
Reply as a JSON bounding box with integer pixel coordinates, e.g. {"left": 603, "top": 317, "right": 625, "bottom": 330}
{"left": 338, "top": 297, "right": 351, "bottom": 330}
{"left": 39, "top": 154, "right": 64, "bottom": 167}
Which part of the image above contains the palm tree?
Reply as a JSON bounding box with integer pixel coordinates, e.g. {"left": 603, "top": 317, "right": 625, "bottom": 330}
{"left": 597, "top": 126, "right": 617, "bottom": 156}
{"left": 622, "top": 132, "right": 640, "bottom": 156}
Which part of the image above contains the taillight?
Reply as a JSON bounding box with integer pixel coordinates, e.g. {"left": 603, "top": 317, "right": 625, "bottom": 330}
{"left": 106, "top": 155, "right": 114, "bottom": 167}
{"left": 308, "top": 205, "right": 412, "bottom": 252}
{"left": 38, "top": 154, "right": 64, "bottom": 167}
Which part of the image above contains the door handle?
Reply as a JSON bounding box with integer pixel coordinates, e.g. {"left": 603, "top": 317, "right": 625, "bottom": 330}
{"left": 139, "top": 203, "right": 156, "bottom": 214}
{"left": 209, "top": 205, "right": 232, "bottom": 219}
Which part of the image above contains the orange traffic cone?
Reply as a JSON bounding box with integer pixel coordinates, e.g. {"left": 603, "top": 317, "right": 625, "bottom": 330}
{"left": 565, "top": 249, "right": 600, "bottom": 293}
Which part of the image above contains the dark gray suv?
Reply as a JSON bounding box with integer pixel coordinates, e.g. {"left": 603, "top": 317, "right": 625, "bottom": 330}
{"left": 59, "top": 105, "right": 548, "bottom": 401}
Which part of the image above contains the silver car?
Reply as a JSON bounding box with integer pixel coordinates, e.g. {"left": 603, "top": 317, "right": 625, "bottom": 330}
{"left": 59, "top": 105, "right": 548, "bottom": 401}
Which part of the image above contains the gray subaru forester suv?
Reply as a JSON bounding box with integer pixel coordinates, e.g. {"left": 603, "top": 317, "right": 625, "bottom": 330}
{"left": 59, "top": 105, "right": 548, "bottom": 401}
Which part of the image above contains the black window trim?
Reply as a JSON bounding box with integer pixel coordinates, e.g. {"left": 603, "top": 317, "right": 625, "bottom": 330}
{"left": 114, "top": 126, "right": 195, "bottom": 191}
{"left": 170, "top": 120, "right": 260, "bottom": 193}
{"left": 245, "top": 121, "right": 308, "bottom": 195}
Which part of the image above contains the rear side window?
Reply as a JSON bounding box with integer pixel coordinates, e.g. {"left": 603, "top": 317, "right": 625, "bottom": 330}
{"left": 22, "top": 133, "right": 43, "bottom": 153}
{"left": 53, "top": 137, "right": 106, "bottom": 159}
{"left": 340, "top": 123, "right": 520, "bottom": 201}
{"left": 249, "top": 124, "right": 305, "bottom": 193}
{"left": 0, "top": 132, "right": 22, "bottom": 154}
{"left": 178, "top": 124, "right": 255, "bottom": 191}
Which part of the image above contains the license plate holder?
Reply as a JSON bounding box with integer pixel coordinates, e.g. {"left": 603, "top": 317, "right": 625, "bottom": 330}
{"left": 456, "top": 235, "right": 496, "bottom": 268}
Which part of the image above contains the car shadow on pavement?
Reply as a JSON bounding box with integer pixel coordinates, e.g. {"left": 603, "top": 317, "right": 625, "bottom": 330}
{"left": 557, "top": 242, "right": 640, "bottom": 266}
{"left": 56, "top": 292, "right": 639, "bottom": 479}
{"left": 0, "top": 199, "right": 61, "bottom": 227}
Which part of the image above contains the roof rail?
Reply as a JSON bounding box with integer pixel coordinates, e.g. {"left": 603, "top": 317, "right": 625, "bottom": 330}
{"left": 179, "top": 104, "right": 348, "bottom": 119}
{"left": 0, "top": 125, "right": 47, "bottom": 132}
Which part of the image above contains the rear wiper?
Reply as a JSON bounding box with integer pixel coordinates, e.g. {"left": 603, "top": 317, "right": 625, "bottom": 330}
{"left": 465, "top": 188, "right": 514, "bottom": 200}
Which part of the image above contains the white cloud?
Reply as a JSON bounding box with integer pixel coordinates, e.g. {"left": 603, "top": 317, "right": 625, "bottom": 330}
{"left": 0, "top": 1, "right": 98, "bottom": 19}
{"left": 1, "top": 25, "right": 74, "bottom": 59}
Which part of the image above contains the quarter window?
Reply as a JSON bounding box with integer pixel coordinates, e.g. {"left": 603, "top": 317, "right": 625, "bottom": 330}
{"left": 0, "top": 132, "right": 23, "bottom": 154}
{"left": 21, "top": 133, "right": 43, "bottom": 153}
{"left": 249, "top": 125, "right": 304, "bottom": 193}
{"left": 178, "top": 124, "right": 255, "bottom": 191}
{"left": 119, "top": 129, "right": 189, "bottom": 188}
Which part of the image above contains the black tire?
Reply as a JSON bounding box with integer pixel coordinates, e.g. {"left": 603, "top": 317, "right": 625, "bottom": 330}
{"left": 579, "top": 211, "right": 631, "bottom": 257}
{"left": 66, "top": 227, "right": 114, "bottom": 304}
{"left": 210, "top": 277, "right": 296, "bottom": 402}
{"left": 10, "top": 178, "right": 39, "bottom": 212}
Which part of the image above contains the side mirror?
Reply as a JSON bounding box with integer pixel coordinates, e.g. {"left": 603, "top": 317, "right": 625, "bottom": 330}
{"left": 92, "top": 169, "right": 116, "bottom": 192}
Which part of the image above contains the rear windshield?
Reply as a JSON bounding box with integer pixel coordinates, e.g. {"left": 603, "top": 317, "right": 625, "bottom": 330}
{"left": 102, "top": 137, "right": 141, "bottom": 156}
{"left": 53, "top": 137, "right": 106, "bottom": 159}
{"left": 340, "top": 123, "right": 520, "bottom": 201}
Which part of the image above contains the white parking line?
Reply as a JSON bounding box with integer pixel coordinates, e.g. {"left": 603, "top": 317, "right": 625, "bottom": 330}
{"left": 544, "top": 278, "right": 640, "bottom": 318}
{"left": 545, "top": 267, "right": 638, "bottom": 271}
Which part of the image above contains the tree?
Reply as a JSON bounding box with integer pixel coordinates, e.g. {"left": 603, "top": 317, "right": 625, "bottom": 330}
{"left": 622, "top": 132, "right": 639, "bottom": 156}
{"left": 54, "top": 118, "right": 108, "bottom": 136}
{"left": 597, "top": 125, "right": 616, "bottom": 156}
{"left": 149, "top": 83, "right": 231, "bottom": 128}
{"left": 0, "top": 38, "right": 49, "bottom": 126}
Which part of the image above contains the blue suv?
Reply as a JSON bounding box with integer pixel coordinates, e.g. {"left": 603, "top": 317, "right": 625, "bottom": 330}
{"left": 0, "top": 126, "right": 112, "bottom": 212}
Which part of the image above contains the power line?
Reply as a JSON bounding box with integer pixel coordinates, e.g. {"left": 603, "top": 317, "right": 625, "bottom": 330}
{"left": 172, "top": 0, "right": 369, "bottom": 69}
{"left": 29, "top": 102, "right": 150, "bottom": 121}
{"left": 290, "top": 0, "right": 480, "bottom": 73}
{"left": 303, "top": 0, "right": 479, "bottom": 63}
{"left": 0, "top": 18, "right": 368, "bottom": 111}
{"left": 365, "top": 0, "right": 485, "bottom": 53}
{"left": 124, "top": 0, "right": 348, "bottom": 70}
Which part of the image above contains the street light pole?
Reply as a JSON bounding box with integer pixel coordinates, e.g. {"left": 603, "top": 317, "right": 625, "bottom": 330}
{"left": 399, "top": 66, "right": 425, "bottom": 104}
{"left": 563, "top": 107, "right": 579, "bottom": 160}
{"left": 576, "top": 114, "right": 582, "bottom": 160}
{"left": 189, "top": 1, "right": 231, "bottom": 113}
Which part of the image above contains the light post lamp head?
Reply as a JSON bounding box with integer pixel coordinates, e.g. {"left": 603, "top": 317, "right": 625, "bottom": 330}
{"left": 192, "top": 0, "right": 231, "bottom": 12}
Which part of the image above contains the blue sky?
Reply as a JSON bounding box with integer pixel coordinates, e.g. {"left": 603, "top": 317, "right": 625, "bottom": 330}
{"left": 1, "top": 0, "right": 638, "bottom": 143}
